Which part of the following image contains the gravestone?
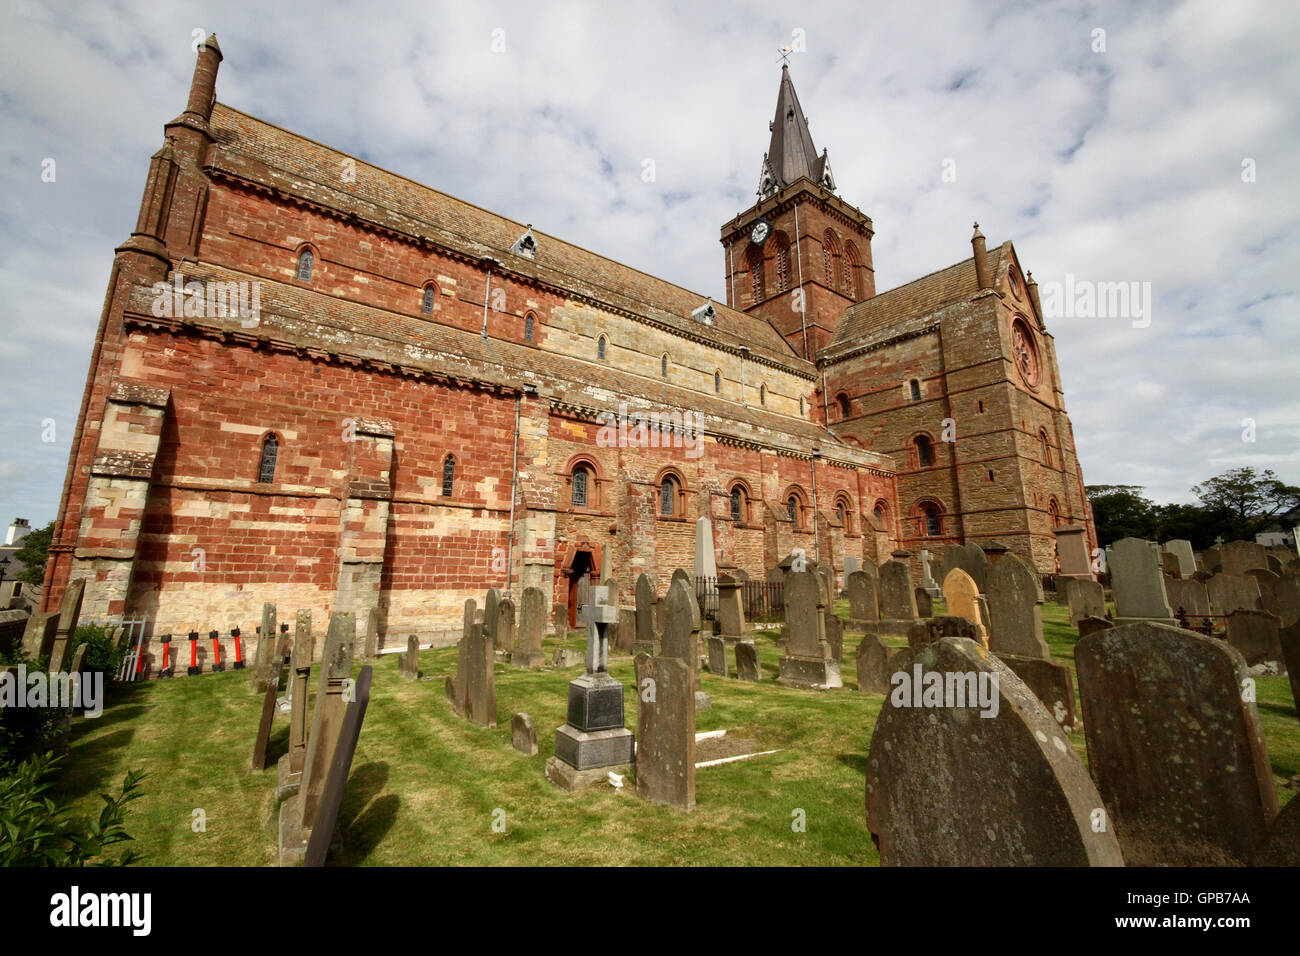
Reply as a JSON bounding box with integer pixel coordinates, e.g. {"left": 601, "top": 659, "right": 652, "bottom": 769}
{"left": 633, "top": 573, "right": 657, "bottom": 655}
{"left": 616, "top": 607, "right": 636, "bottom": 654}
{"left": 825, "top": 615, "right": 843, "bottom": 664}
{"left": 844, "top": 556, "right": 860, "bottom": 577}
{"left": 1165, "top": 577, "right": 1210, "bottom": 618}
{"left": 55, "top": 643, "right": 90, "bottom": 754}
{"left": 48, "top": 579, "right": 85, "bottom": 674}
{"left": 941, "top": 568, "right": 987, "bottom": 646}
{"left": 706, "top": 635, "right": 728, "bottom": 677}
{"left": 446, "top": 599, "right": 475, "bottom": 713}
{"left": 1164, "top": 539, "right": 1197, "bottom": 578}
{"left": 1054, "top": 524, "right": 1094, "bottom": 579}
{"left": 1246, "top": 568, "right": 1279, "bottom": 609}
{"left": 907, "top": 616, "right": 982, "bottom": 651}
{"left": 986, "top": 552, "right": 1049, "bottom": 659}
{"left": 940, "top": 543, "right": 988, "bottom": 593}
{"left": 919, "top": 548, "right": 941, "bottom": 596}
{"left": 1281, "top": 623, "right": 1300, "bottom": 727}
{"left": 302, "top": 665, "right": 373, "bottom": 868}
{"left": 694, "top": 516, "right": 717, "bottom": 581}
{"left": 877, "top": 560, "right": 918, "bottom": 628}
{"left": 663, "top": 578, "right": 709, "bottom": 709}
{"left": 251, "top": 602, "right": 279, "bottom": 691}
{"left": 1160, "top": 551, "right": 1181, "bottom": 578}
{"left": 715, "top": 574, "right": 746, "bottom": 643}
{"left": 1206, "top": 573, "right": 1263, "bottom": 615}
{"left": 1271, "top": 573, "right": 1300, "bottom": 628}
{"left": 1105, "top": 538, "right": 1174, "bottom": 623}
{"left": 496, "top": 597, "right": 516, "bottom": 655}
{"left": 449, "top": 619, "right": 495, "bottom": 726}
{"left": 734, "top": 642, "right": 761, "bottom": 681}
{"left": 777, "top": 569, "right": 840, "bottom": 690}
{"left": 483, "top": 588, "right": 502, "bottom": 643}
{"left": 251, "top": 632, "right": 291, "bottom": 772}
{"left": 277, "top": 613, "right": 315, "bottom": 799}
{"left": 854, "top": 634, "right": 891, "bottom": 694}
{"left": 1224, "top": 610, "right": 1283, "bottom": 666}
{"left": 512, "top": 713, "right": 538, "bottom": 756}
{"left": 913, "top": 588, "right": 932, "bottom": 618}
{"left": 399, "top": 635, "right": 420, "bottom": 679}
{"left": 635, "top": 653, "right": 695, "bottom": 811}
{"left": 998, "top": 655, "right": 1076, "bottom": 731}
{"left": 653, "top": 597, "right": 665, "bottom": 640}
{"left": 1076, "top": 622, "right": 1279, "bottom": 865}
{"left": 1076, "top": 616, "right": 1112, "bottom": 640}
{"left": 1201, "top": 545, "right": 1223, "bottom": 574}
{"left": 1251, "top": 796, "right": 1300, "bottom": 866}
{"left": 864, "top": 637, "right": 1122, "bottom": 866}
{"left": 546, "top": 587, "right": 635, "bottom": 791}
{"left": 289, "top": 612, "right": 356, "bottom": 843}
{"left": 1067, "top": 578, "right": 1105, "bottom": 628}
{"left": 363, "top": 606, "right": 380, "bottom": 660}
{"left": 1220, "top": 540, "right": 1267, "bottom": 575}
{"left": 514, "top": 587, "right": 547, "bottom": 669}
{"left": 20, "top": 611, "right": 59, "bottom": 663}
{"left": 1054, "top": 577, "right": 1073, "bottom": 608}
{"left": 846, "top": 571, "right": 879, "bottom": 627}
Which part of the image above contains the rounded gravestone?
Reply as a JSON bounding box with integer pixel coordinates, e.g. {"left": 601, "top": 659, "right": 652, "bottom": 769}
{"left": 864, "top": 637, "right": 1123, "bottom": 866}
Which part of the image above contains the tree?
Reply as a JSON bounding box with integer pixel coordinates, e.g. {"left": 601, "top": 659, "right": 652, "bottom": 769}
{"left": 1191, "top": 467, "right": 1300, "bottom": 540}
{"left": 1085, "top": 485, "right": 1158, "bottom": 545}
{"left": 12, "top": 521, "right": 53, "bottom": 586}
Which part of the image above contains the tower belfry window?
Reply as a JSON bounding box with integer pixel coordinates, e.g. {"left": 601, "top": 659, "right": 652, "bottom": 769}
{"left": 297, "top": 249, "right": 313, "bottom": 281}
{"left": 257, "top": 435, "right": 278, "bottom": 484}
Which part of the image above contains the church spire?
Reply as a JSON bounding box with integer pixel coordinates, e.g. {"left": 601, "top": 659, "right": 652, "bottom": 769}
{"left": 758, "top": 65, "right": 833, "bottom": 198}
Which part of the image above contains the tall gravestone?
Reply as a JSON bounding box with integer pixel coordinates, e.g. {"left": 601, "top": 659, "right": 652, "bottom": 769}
{"left": 919, "top": 548, "right": 941, "bottom": 596}
{"left": 1054, "top": 524, "right": 1094, "bottom": 580}
{"left": 846, "top": 570, "right": 878, "bottom": 628}
{"left": 1105, "top": 538, "right": 1174, "bottom": 624}
{"left": 251, "top": 602, "right": 278, "bottom": 691}
{"left": 20, "top": 611, "right": 59, "bottom": 663}
{"left": 1165, "top": 577, "right": 1209, "bottom": 618}
{"left": 1163, "top": 540, "right": 1197, "bottom": 578}
{"left": 399, "top": 635, "right": 421, "bottom": 679}
{"left": 941, "top": 568, "right": 987, "bottom": 646}
{"left": 496, "top": 597, "right": 516, "bottom": 655}
{"left": 913, "top": 588, "right": 933, "bottom": 618}
{"left": 1076, "top": 622, "right": 1279, "bottom": 865}
{"left": 694, "top": 517, "right": 717, "bottom": 581}
{"left": 514, "top": 587, "right": 546, "bottom": 669}
{"left": 449, "top": 618, "right": 495, "bottom": 726}
{"left": 363, "top": 606, "right": 380, "bottom": 660}
{"left": 877, "top": 560, "right": 918, "bottom": 632}
{"left": 1220, "top": 540, "right": 1268, "bottom": 575}
{"left": 634, "top": 654, "right": 695, "bottom": 812}
{"left": 277, "top": 612, "right": 315, "bottom": 799}
{"left": 302, "top": 665, "right": 373, "bottom": 868}
{"left": 633, "top": 573, "right": 658, "bottom": 656}
{"left": 1280, "top": 622, "right": 1300, "bottom": 729}
{"left": 483, "top": 588, "right": 502, "bottom": 643}
{"left": 854, "top": 634, "right": 891, "bottom": 694}
{"left": 546, "top": 587, "right": 635, "bottom": 791}
{"left": 1270, "top": 573, "right": 1300, "bottom": 628}
{"left": 48, "top": 579, "right": 85, "bottom": 673}
{"left": 1224, "top": 610, "right": 1283, "bottom": 666}
{"left": 1206, "top": 573, "right": 1263, "bottom": 615}
{"left": 280, "top": 611, "right": 355, "bottom": 865}
{"left": 986, "top": 553, "right": 1049, "bottom": 659}
{"left": 865, "top": 637, "right": 1123, "bottom": 866}
{"left": 777, "top": 570, "right": 840, "bottom": 690}
{"left": 715, "top": 574, "right": 746, "bottom": 643}
{"left": 940, "top": 543, "right": 987, "bottom": 593}
{"left": 663, "top": 578, "right": 709, "bottom": 709}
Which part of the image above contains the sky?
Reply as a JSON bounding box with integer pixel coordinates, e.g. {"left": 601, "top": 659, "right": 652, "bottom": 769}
{"left": 1, "top": 0, "right": 1297, "bottom": 529}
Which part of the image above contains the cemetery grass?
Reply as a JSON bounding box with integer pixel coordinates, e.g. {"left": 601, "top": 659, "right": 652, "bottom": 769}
{"left": 52, "top": 602, "right": 1296, "bottom": 866}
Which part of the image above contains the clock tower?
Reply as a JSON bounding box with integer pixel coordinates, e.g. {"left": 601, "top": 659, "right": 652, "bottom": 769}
{"left": 721, "top": 64, "right": 876, "bottom": 359}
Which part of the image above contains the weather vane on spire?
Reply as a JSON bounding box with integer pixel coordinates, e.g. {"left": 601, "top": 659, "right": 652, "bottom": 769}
{"left": 776, "top": 46, "right": 793, "bottom": 66}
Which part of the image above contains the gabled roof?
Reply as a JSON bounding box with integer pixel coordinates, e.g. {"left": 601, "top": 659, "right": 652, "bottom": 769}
{"left": 206, "top": 104, "right": 801, "bottom": 366}
{"left": 759, "top": 65, "right": 831, "bottom": 197}
{"left": 824, "top": 242, "right": 1008, "bottom": 356}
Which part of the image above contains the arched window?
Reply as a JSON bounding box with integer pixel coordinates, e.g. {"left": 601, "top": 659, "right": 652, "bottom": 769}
{"left": 524, "top": 313, "right": 535, "bottom": 342}
{"left": 915, "top": 435, "right": 933, "bottom": 468}
{"left": 836, "top": 392, "right": 851, "bottom": 419}
{"left": 661, "top": 353, "right": 669, "bottom": 378}
{"left": 844, "top": 241, "right": 863, "bottom": 299}
{"left": 787, "top": 495, "right": 800, "bottom": 529}
{"left": 441, "top": 455, "right": 455, "bottom": 497}
{"left": 836, "top": 501, "right": 845, "bottom": 524}
{"left": 748, "top": 245, "right": 765, "bottom": 304}
{"left": 660, "top": 475, "right": 678, "bottom": 516}
{"left": 572, "top": 465, "right": 590, "bottom": 508}
{"left": 922, "top": 503, "right": 942, "bottom": 537}
{"left": 823, "top": 230, "right": 841, "bottom": 289}
{"left": 597, "top": 335, "right": 607, "bottom": 361}
{"left": 909, "top": 379, "right": 921, "bottom": 402}
{"left": 834, "top": 494, "right": 853, "bottom": 533}
{"left": 257, "top": 434, "right": 278, "bottom": 483}
{"left": 730, "top": 486, "right": 743, "bottom": 521}
{"left": 422, "top": 285, "right": 436, "bottom": 314}
{"left": 775, "top": 233, "right": 791, "bottom": 292}
{"left": 873, "top": 503, "right": 887, "bottom": 531}
{"left": 296, "top": 249, "right": 314, "bottom": 281}
{"left": 759, "top": 383, "right": 767, "bottom": 406}
{"left": 714, "top": 370, "right": 722, "bottom": 394}
{"left": 1039, "top": 429, "right": 1052, "bottom": 467}
{"left": 1048, "top": 498, "right": 1062, "bottom": 527}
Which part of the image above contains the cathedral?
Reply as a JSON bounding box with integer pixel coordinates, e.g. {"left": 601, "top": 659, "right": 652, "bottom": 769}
{"left": 41, "top": 37, "right": 1096, "bottom": 643}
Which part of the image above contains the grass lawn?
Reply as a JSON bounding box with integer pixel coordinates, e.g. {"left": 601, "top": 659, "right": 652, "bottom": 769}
{"left": 52, "top": 601, "right": 1298, "bottom": 866}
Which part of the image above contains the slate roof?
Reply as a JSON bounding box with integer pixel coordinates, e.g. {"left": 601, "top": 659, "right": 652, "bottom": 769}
{"left": 762, "top": 65, "right": 829, "bottom": 192}
{"left": 206, "top": 104, "right": 801, "bottom": 367}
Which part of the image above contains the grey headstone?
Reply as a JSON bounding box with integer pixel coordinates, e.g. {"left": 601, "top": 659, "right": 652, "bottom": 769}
{"left": 634, "top": 654, "right": 695, "bottom": 811}
{"left": 854, "top": 634, "right": 891, "bottom": 694}
{"left": 846, "top": 571, "right": 879, "bottom": 625}
{"left": 515, "top": 587, "right": 546, "bottom": 668}
{"left": 1224, "top": 609, "right": 1283, "bottom": 666}
{"left": 1207, "top": 573, "right": 1263, "bottom": 615}
{"left": 734, "top": 642, "right": 761, "bottom": 681}
{"left": 878, "top": 561, "right": 918, "bottom": 620}
{"left": 512, "top": 713, "right": 538, "bottom": 756}
{"left": 706, "top": 635, "right": 728, "bottom": 677}
{"left": 986, "top": 552, "right": 1049, "bottom": 659}
{"left": 1105, "top": 538, "right": 1173, "bottom": 621}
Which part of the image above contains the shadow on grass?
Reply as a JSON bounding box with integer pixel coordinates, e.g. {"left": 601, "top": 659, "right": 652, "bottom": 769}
{"left": 75, "top": 704, "right": 150, "bottom": 734}
{"left": 56, "top": 728, "right": 137, "bottom": 801}
{"left": 836, "top": 752, "right": 869, "bottom": 776}
{"left": 1257, "top": 700, "right": 1299, "bottom": 720}
{"left": 331, "top": 761, "right": 397, "bottom": 865}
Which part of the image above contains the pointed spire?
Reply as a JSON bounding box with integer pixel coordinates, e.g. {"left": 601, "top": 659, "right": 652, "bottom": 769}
{"left": 758, "top": 65, "right": 831, "bottom": 198}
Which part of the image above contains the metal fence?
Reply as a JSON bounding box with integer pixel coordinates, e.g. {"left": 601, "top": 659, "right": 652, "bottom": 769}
{"left": 113, "top": 616, "right": 150, "bottom": 682}
{"left": 694, "top": 576, "right": 785, "bottom": 622}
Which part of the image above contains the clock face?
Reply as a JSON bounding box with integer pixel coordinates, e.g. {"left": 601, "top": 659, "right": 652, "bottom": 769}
{"left": 750, "top": 221, "right": 770, "bottom": 245}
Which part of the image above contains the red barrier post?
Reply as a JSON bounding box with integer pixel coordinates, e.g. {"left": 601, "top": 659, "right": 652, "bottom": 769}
{"left": 209, "top": 629, "right": 223, "bottom": 672}
{"left": 187, "top": 630, "right": 200, "bottom": 676}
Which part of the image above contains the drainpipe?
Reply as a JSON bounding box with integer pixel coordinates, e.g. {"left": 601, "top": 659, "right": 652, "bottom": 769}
{"left": 505, "top": 384, "right": 537, "bottom": 598}
{"left": 480, "top": 256, "right": 498, "bottom": 340}
{"left": 810, "top": 446, "right": 822, "bottom": 564}
{"left": 739, "top": 345, "right": 749, "bottom": 406}
{"left": 728, "top": 238, "right": 736, "bottom": 309}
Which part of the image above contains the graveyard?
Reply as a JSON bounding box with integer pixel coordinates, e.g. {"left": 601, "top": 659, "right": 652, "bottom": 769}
{"left": 42, "top": 582, "right": 1299, "bottom": 867}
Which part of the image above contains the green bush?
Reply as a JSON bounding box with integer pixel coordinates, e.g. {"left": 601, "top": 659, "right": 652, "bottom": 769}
{"left": 71, "top": 624, "right": 126, "bottom": 682}
{"left": 0, "top": 751, "right": 145, "bottom": 866}
{"left": 0, "top": 649, "right": 59, "bottom": 764}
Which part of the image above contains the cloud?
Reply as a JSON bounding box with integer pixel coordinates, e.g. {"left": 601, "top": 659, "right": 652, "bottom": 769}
{"left": 0, "top": 0, "right": 1296, "bottom": 524}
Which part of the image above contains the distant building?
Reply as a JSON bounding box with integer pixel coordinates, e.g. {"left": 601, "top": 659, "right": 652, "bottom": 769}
{"left": 1, "top": 518, "right": 39, "bottom": 612}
